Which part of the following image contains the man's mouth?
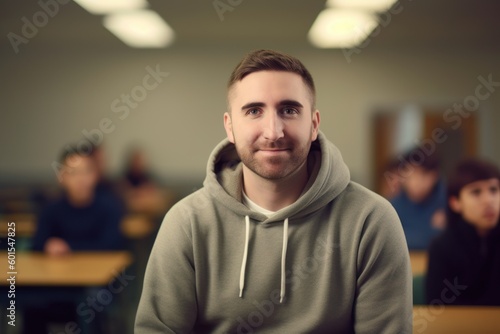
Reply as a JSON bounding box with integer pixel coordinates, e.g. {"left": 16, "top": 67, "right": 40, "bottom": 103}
{"left": 483, "top": 211, "right": 497, "bottom": 220}
{"left": 260, "top": 148, "right": 289, "bottom": 151}
{"left": 256, "top": 148, "right": 291, "bottom": 157}
{"left": 258, "top": 148, "right": 290, "bottom": 152}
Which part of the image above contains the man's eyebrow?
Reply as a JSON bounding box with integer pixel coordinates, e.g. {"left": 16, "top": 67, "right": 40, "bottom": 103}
{"left": 241, "top": 102, "right": 265, "bottom": 111}
{"left": 277, "top": 100, "right": 303, "bottom": 108}
{"left": 240, "top": 100, "right": 303, "bottom": 111}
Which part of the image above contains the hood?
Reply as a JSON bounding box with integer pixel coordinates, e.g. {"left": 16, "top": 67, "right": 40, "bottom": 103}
{"left": 202, "top": 130, "right": 350, "bottom": 303}
{"left": 203, "top": 131, "right": 351, "bottom": 223}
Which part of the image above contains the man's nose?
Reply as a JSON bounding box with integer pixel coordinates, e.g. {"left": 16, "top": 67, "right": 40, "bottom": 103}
{"left": 262, "top": 112, "right": 284, "bottom": 141}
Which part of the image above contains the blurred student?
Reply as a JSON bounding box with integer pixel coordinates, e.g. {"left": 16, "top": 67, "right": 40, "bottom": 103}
{"left": 120, "top": 147, "right": 167, "bottom": 216}
{"left": 32, "top": 145, "right": 126, "bottom": 254}
{"left": 123, "top": 148, "right": 154, "bottom": 189}
{"left": 25, "top": 145, "right": 127, "bottom": 334}
{"left": 426, "top": 158, "right": 500, "bottom": 305}
{"left": 390, "top": 148, "right": 447, "bottom": 249}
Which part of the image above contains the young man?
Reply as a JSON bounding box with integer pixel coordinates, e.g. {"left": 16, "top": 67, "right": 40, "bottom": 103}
{"left": 25, "top": 146, "right": 126, "bottom": 333}
{"left": 32, "top": 145, "right": 126, "bottom": 253}
{"left": 426, "top": 158, "right": 500, "bottom": 305}
{"left": 390, "top": 148, "right": 447, "bottom": 249}
{"left": 136, "top": 50, "right": 412, "bottom": 333}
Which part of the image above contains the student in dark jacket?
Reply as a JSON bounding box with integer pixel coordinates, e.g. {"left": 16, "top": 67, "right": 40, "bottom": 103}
{"left": 425, "top": 158, "right": 500, "bottom": 305}
{"left": 25, "top": 145, "right": 126, "bottom": 334}
{"left": 32, "top": 145, "right": 126, "bottom": 253}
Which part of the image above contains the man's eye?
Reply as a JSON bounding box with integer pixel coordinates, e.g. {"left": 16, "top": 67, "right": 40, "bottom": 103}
{"left": 490, "top": 186, "right": 499, "bottom": 194}
{"left": 470, "top": 189, "right": 481, "bottom": 196}
{"left": 282, "top": 108, "right": 298, "bottom": 115}
{"left": 246, "top": 108, "right": 260, "bottom": 116}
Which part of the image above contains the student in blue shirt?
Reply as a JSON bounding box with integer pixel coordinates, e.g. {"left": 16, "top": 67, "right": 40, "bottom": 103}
{"left": 390, "top": 148, "right": 446, "bottom": 250}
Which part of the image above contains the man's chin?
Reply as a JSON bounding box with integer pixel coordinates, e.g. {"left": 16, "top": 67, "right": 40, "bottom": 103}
{"left": 249, "top": 163, "right": 294, "bottom": 180}
{"left": 255, "top": 158, "right": 290, "bottom": 169}
{"left": 255, "top": 171, "right": 289, "bottom": 180}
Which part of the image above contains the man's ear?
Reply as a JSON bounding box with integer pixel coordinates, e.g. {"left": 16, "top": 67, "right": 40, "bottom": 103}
{"left": 224, "top": 112, "right": 235, "bottom": 143}
{"left": 449, "top": 196, "right": 462, "bottom": 213}
{"left": 311, "top": 109, "right": 320, "bottom": 141}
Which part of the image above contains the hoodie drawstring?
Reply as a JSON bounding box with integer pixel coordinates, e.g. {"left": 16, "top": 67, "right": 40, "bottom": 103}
{"left": 280, "top": 218, "right": 289, "bottom": 303}
{"left": 239, "top": 216, "right": 289, "bottom": 304}
{"left": 239, "top": 215, "right": 251, "bottom": 298}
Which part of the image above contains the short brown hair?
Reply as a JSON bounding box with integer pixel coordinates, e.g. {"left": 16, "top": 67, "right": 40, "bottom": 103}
{"left": 227, "top": 49, "right": 316, "bottom": 109}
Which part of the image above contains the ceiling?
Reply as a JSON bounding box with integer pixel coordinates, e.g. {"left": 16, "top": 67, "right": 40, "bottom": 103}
{"left": 1, "top": 0, "right": 500, "bottom": 51}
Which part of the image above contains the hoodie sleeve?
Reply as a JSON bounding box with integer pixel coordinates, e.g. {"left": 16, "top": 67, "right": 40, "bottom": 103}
{"left": 135, "top": 204, "right": 197, "bottom": 333}
{"left": 354, "top": 204, "right": 413, "bottom": 334}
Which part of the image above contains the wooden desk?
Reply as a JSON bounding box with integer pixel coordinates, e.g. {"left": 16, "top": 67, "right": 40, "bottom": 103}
{"left": 125, "top": 188, "right": 176, "bottom": 216}
{"left": 410, "top": 251, "right": 428, "bottom": 276}
{"left": 122, "top": 214, "right": 156, "bottom": 239}
{"left": 0, "top": 214, "right": 34, "bottom": 237}
{"left": 2, "top": 200, "right": 36, "bottom": 213}
{"left": 0, "top": 214, "right": 155, "bottom": 239}
{"left": 0, "top": 251, "right": 132, "bottom": 286}
{"left": 413, "top": 306, "right": 500, "bottom": 333}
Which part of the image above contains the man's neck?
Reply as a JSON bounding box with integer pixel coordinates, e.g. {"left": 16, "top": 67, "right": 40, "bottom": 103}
{"left": 67, "top": 193, "right": 94, "bottom": 208}
{"left": 476, "top": 227, "right": 491, "bottom": 238}
{"left": 242, "top": 161, "right": 309, "bottom": 212}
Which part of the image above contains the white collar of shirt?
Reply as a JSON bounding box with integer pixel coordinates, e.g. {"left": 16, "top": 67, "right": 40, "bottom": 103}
{"left": 242, "top": 190, "right": 276, "bottom": 216}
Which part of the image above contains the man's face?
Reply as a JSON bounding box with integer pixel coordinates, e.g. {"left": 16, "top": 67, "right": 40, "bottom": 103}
{"left": 403, "top": 167, "right": 439, "bottom": 203}
{"left": 224, "top": 71, "right": 319, "bottom": 180}
{"left": 450, "top": 178, "right": 500, "bottom": 233}
{"left": 60, "top": 154, "right": 98, "bottom": 202}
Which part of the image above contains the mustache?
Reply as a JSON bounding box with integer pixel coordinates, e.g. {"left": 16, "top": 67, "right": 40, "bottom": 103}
{"left": 256, "top": 137, "right": 292, "bottom": 146}
{"left": 254, "top": 142, "right": 293, "bottom": 150}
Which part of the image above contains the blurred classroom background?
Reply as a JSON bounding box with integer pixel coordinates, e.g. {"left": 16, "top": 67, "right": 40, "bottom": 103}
{"left": 1, "top": 0, "right": 500, "bottom": 333}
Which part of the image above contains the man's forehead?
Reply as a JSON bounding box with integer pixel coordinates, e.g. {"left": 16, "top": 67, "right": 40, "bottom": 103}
{"left": 234, "top": 71, "right": 304, "bottom": 90}
{"left": 63, "top": 155, "right": 94, "bottom": 169}
{"left": 469, "top": 177, "right": 500, "bottom": 185}
{"left": 228, "top": 71, "right": 311, "bottom": 106}
{"left": 464, "top": 178, "right": 500, "bottom": 188}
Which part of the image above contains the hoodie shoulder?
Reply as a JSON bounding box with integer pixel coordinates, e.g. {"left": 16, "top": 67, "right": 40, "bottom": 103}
{"left": 340, "top": 181, "right": 397, "bottom": 216}
{"left": 326, "top": 181, "right": 404, "bottom": 249}
{"left": 165, "top": 188, "right": 212, "bottom": 221}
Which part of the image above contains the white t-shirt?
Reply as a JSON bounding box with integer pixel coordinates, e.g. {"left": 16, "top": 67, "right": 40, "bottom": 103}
{"left": 242, "top": 191, "right": 276, "bottom": 217}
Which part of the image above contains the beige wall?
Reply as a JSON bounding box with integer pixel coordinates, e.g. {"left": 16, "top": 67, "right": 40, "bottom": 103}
{"left": 1, "top": 45, "right": 499, "bottom": 190}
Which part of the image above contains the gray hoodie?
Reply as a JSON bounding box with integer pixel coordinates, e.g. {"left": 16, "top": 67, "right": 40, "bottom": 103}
{"left": 135, "top": 131, "right": 412, "bottom": 333}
